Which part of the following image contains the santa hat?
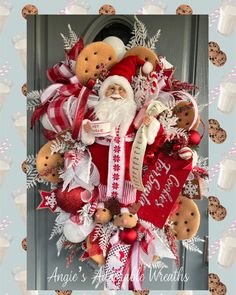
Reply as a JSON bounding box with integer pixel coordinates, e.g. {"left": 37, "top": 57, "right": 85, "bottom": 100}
{"left": 120, "top": 205, "right": 138, "bottom": 220}
{"left": 99, "top": 55, "right": 153, "bottom": 100}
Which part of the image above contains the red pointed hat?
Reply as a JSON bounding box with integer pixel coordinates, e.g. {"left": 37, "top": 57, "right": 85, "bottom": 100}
{"left": 99, "top": 55, "right": 153, "bottom": 100}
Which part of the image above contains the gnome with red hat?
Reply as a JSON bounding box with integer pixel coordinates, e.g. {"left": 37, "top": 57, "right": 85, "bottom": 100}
{"left": 81, "top": 55, "right": 163, "bottom": 205}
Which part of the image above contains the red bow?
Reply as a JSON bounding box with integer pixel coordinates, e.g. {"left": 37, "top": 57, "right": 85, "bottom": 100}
{"left": 31, "top": 39, "right": 85, "bottom": 128}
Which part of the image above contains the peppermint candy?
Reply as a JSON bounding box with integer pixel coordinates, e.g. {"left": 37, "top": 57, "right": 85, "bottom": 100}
{"left": 178, "top": 147, "right": 193, "bottom": 160}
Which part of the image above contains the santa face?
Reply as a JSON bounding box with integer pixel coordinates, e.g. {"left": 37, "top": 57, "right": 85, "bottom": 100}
{"left": 94, "top": 82, "right": 137, "bottom": 134}
{"left": 105, "top": 83, "right": 127, "bottom": 100}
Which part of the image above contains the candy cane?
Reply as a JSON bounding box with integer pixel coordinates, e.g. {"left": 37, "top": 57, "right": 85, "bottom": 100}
{"left": 147, "top": 71, "right": 158, "bottom": 94}
{"left": 89, "top": 201, "right": 97, "bottom": 216}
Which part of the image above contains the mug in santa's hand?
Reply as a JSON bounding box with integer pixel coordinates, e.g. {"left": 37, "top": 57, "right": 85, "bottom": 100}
{"left": 218, "top": 0, "right": 236, "bottom": 35}
{"left": 218, "top": 81, "right": 236, "bottom": 113}
{"left": 218, "top": 232, "right": 236, "bottom": 267}
{"left": 218, "top": 159, "right": 236, "bottom": 190}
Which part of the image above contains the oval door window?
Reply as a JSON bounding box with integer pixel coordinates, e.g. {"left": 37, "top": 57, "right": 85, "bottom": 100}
{"left": 93, "top": 22, "right": 132, "bottom": 44}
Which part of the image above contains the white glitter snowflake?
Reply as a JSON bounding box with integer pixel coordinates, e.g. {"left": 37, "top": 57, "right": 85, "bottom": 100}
{"left": 45, "top": 192, "right": 57, "bottom": 209}
{"left": 183, "top": 180, "right": 198, "bottom": 198}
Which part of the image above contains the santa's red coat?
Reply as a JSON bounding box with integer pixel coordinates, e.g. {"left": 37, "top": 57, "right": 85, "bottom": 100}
{"left": 84, "top": 110, "right": 165, "bottom": 186}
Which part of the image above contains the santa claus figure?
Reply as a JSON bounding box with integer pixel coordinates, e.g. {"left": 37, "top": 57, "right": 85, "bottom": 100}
{"left": 81, "top": 55, "right": 163, "bottom": 205}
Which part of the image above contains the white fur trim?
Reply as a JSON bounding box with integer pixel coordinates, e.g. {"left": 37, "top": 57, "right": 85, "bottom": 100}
{"left": 120, "top": 207, "right": 129, "bottom": 214}
{"left": 147, "top": 118, "right": 160, "bottom": 145}
{"left": 99, "top": 75, "right": 134, "bottom": 101}
{"left": 97, "top": 202, "right": 104, "bottom": 209}
{"left": 120, "top": 208, "right": 138, "bottom": 220}
{"left": 81, "top": 119, "right": 95, "bottom": 145}
{"left": 142, "top": 61, "right": 153, "bottom": 74}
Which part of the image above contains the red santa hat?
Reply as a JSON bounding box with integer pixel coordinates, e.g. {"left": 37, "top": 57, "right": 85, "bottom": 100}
{"left": 99, "top": 55, "right": 153, "bottom": 101}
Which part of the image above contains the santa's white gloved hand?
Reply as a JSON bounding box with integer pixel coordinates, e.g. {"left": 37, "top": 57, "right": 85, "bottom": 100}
{"left": 81, "top": 119, "right": 95, "bottom": 145}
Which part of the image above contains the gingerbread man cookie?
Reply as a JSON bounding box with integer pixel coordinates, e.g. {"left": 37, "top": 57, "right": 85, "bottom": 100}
{"left": 124, "top": 46, "right": 159, "bottom": 69}
{"left": 99, "top": 4, "right": 116, "bottom": 14}
{"left": 36, "top": 141, "right": 64, "bottom": 184}
{"left": 75, "top": 42, "right": 117, "bottom": 85}
{"left": 21, "top": 4, "right": 38, "bottom": 19}
{"left": 21, "top": 237, "right": 27, "bottom": 251}
{"left": 176, "top": 4, "right": 193, "bottom": 15}
{"left": 174, "top": 101, "right": 200, "bottom": 130}
{"left": 21, "top": 83, "right": 27, "bottom": 96}
{"left": 169, "top": 195, "right": 200, "bottom": 240}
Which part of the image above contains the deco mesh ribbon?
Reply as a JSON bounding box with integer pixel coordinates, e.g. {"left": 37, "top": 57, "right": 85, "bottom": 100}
{"left": 31, "top": 38, "right": 96, "bottom": 140}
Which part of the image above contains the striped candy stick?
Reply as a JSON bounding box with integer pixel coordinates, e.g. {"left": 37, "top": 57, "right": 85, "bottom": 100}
{"left": 88, "top": 201, "right": 98, "bottom": 216}
{"left": 147, "top": 71, "right": 158, "bottom": 94}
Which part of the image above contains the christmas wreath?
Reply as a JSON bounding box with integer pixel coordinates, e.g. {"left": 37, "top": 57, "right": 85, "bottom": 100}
{"left": 28, "top": 16, "right": 208, "bottom": 290}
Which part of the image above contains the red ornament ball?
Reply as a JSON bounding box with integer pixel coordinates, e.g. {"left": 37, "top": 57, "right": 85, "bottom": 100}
{"left": 119, "top": 228, "right": 138, "bottom": 244}
{"left": 188, "top": 130, "right": 201, "bottom": 145}
{"left": 56, "top": 187, "right": 85, "bottom": 214}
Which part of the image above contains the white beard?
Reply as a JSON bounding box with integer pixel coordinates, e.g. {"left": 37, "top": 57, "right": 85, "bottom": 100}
{"left": 93, "top": 94, "right": 137, "bottom": 136}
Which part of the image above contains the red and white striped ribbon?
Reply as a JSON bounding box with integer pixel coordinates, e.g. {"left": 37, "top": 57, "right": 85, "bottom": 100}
{"left": 47, "top": 96, "right": 71, "bottom": 132}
